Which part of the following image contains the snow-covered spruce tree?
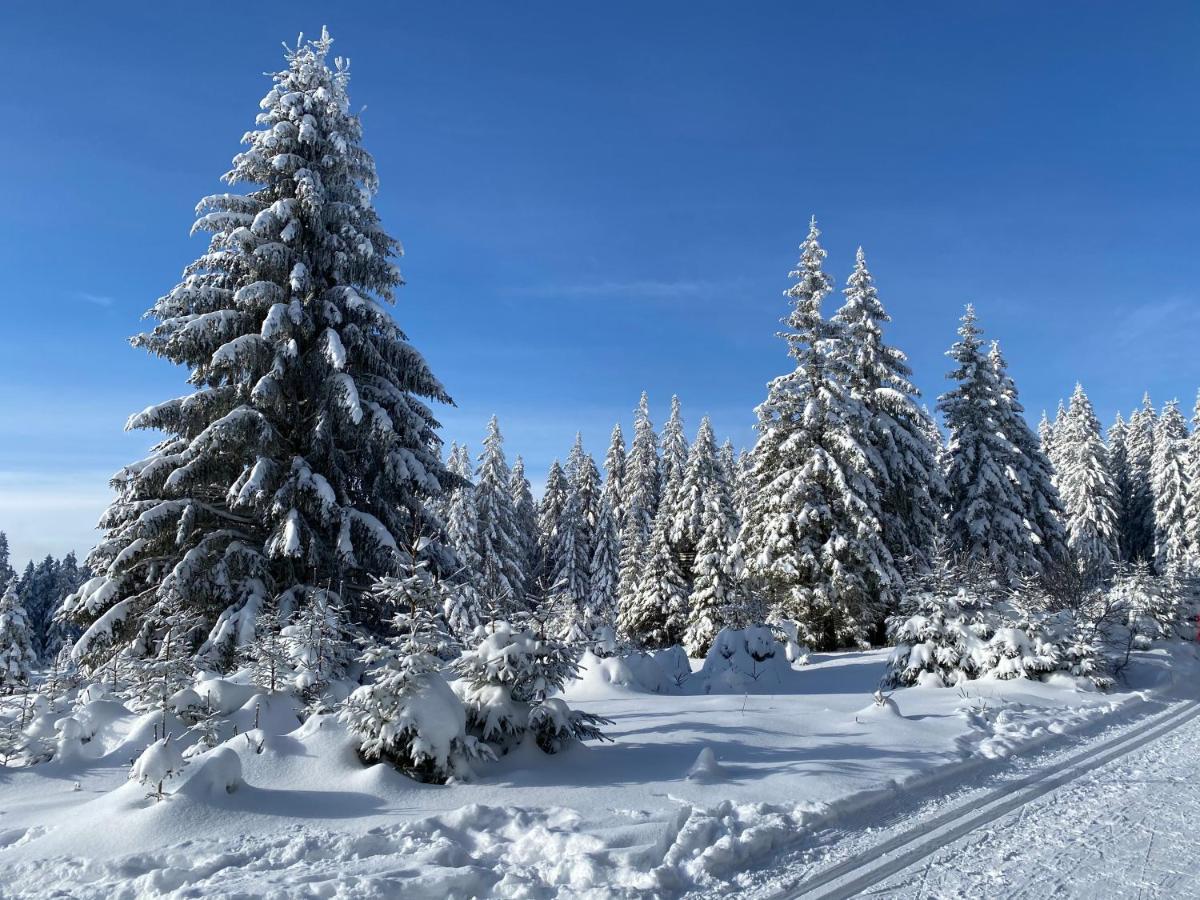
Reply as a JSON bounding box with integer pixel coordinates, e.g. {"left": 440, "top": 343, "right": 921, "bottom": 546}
{"left": 586, "top": 493, "right": 621, "bottom": 643}
{"left": 1152, "top": 401, "right": 1191, "bottom": 574}
{"left": 64, "top": 32, "right": 453, "bottom": 675}
{"left": 667, "top": 416, "right": 723, "bottom": 586}
{"left": 1108, "top": 412, "right": 1132, "bottom": 563}
{"left": 625, "top": 502, "right": 690, "bottom": 648}
{"left": 882, "top": 546, "right": 996, "bottom": 688}
{"left": 660, "top": 395, "right": 689, "bottom": 499}
{"left": 283, "top": 587, "right": 351, "bottom": 710}
{"left": 989, "top": 343, "right": 1069, "bottom": 575}
{"left": 615, "top": 522, "right": 647, "bottom": 642}
{"left": 740, "top": 219, "right": 893, "bottom": 649}
{"left": 534, "top": 460, "right": 570, "bottom": 592}
{"left": 1055, "top": 384, "right": 1120, "bottom": 575}
{"left": 444, "top": 444, "right": 484, "bottom": 599}
{"left": 683, "top": 443, "right": 744, "bottom": 657}
{"left": 937, "top": 307, "right": 1031, "bottom": 581}
{"left": 558, "top": 435, "right": 601, "bottom": 604}
{"left": 1125, "top": 394, "right": 1158, "bottom": 565}
{"left": 622, "top": 392, "right": 661, "bottom": 549}
{"left": 1184, "top": 392, "right": 1200, "bottom": 569}
{"left": 243, "top": 607, "right": 292, "bottom": 694}
{"left": 453, "top": 620, "right": 611, "bottom": 754}
{"left": 0, "top": 579, "right": 37, "bottom": 692}
{"left": 509, "top": 455, "right": 539, "bottom": 592}
{"left": 1038, "top": 410, "right": 1055, "bottom": 465}
{"left": 831, "top": 247, "right": 942, "bottom": 577}
{"left": 18, "top": 555, "right": 60, "bottom": 662}
{"left": 474, "top": 417, "right": 527, "bottom": 609}
{"left": 0, "top": 533, "right": 12, "bottom": 586}
{"left": 602, "top": 424, "right": 628, "bottom": 539}
{"left": 340, "top": 564, "right": 489, "bottom": 783}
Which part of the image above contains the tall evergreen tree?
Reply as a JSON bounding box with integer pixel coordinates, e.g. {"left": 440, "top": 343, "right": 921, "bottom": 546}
{"left": 937, "top": 307, "right": 1029, "bottom": 579}
{"left": 534, "top": 460, "right": 570, "bottom": 599}
{"left": 1108, "top": 412, "right": 1133, "bottom": 563}
{"left": 509, "top": 455, "right": 539, "bottom": 594}
{"left": 1185, "top": 392, "right": 1200, "bottom": 569}
{"left": 989, "top": 342, "right": 1069, "bottom": 573}
{"left": 1038, "top": 411, "right": 1055, "bottom": 464}
{"left": 444, "top": 445, "right": 482, "bottom": 588}
{"left": 832, "top": 247, "right": 941, "bottom": 576}
{"left": 64, "top": 32, "right": 453, "bottom": 672}
{"left": 660, "top": 395, "right": 688, "bottom": 496}
{"left": 668, "top": 417, "right": 724, "bottom": 582}
{"left": 623, "top": 392, "right": 661, "bottom": 549}
{"left": 1056, "top": 384, "right": 1120, "bottom": 573}
{"left": 586, "top": 493, "right": 621, "bottom": 637}
{"left": 0, "top": 578, "right": 37, "bottom": 691}
{"left": 0, "top": 533, "right": 12, "bottom": 586}
{"left": 556, "top": 435, "right": 601, "bottom": 612}
{"left": 1152, "top": 400, "right": 1191, "bottom": 574}
{"left": 601, "top": 424, "right": 628, "bottom": 539}
{"left": 474, "top": 417, "right": 526, "bottom": 608}
{"left": 1125, "top": 394, "right": 1158, "bottom": 565}
{"left": 626, "top": 503, "right": 689, "bottom": 648}
{"left": 740, "top": 219, "right": 893, "bottom": 649}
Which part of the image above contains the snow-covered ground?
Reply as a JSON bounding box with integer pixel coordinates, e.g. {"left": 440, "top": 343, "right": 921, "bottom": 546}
{"left": 1, "top": 642, "right": 1195, "bottom": 898}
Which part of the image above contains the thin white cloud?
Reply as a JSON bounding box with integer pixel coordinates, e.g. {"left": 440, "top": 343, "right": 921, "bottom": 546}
{"left": 508, "top": 278, "right": 745, "bottom": 301}
{"left": 75, "top": 291, "right": 116, "bottom": 307}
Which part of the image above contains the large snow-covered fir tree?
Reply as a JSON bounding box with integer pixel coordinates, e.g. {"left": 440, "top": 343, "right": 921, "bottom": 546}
{"left": 937, "top": 307, "right": 1031, "bottom": 581}
{"left": 625, "top": 502, "right": 689, "bottom": 648}
{"left": 1152, "top": 401, "right": 1191, "bottom": 574}
{"left": 531, "top": 460, "right": 570, "bottom": 599}
{"left": 586, "top": 494, "right": 621, "bottom": 640}
{"left": 622, "top": 392, "right": 661, "bottom": 549}
{"left": 659, "top": 395, "right": 689, "bottom": 498}
{"left": 1108, "top": 412, "right": 1132, "bottom": 563}
{"left": 1184, "top": 393, "right": 1200, "bottom": 570}
{"left": 989, "top": 343, "right": 1069, "bottom": 574}
{"left": 667, "top": 417, "right": 724, "bottom": 584}
{"left": 740, "top": 219, "right": 893, "bottom": 649}
{"left": 1125, "top": 394, "right": 1158, "bottom": 565}
{"left": 509, "top": 456, "right": 539, "bottom": 594}
{"left": 64, "top": 31, "right": 453, "bottom": 673}
{"left": 831, "top": 247, "right": 941, "bottom": 577}
{"left": 474, "top": 417, "right": 526, "bottom": 610}
{"left": 444, "top": 445, "right": 483, "bottom": 594}
{"left": 554, "top": 436, "right": 601, "bottom": 636}
{"left": 601, "top": 424, "right": 628, "bottom": 539}
{"left": 0, "top": 579, "right": 37, "bottom": 691}
{"left": 1055, "top": 384, "right": 1120, "bottom": 574}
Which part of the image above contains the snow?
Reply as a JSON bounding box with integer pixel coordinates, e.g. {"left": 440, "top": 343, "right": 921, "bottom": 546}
{"left": 2, "top": 642, "right": 1194, "bottom": 897}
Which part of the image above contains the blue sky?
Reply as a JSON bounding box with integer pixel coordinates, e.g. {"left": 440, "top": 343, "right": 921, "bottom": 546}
{"left": 2, "top": 2, "right": 1199, "bottom": 567}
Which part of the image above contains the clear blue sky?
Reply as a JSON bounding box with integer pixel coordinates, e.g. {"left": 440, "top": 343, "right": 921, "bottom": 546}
{"left": 2, "top": 2, "right": 1199, "bottom": 567}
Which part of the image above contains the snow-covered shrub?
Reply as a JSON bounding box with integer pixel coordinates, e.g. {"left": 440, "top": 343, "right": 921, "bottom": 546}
{"left": 283, "top": 589, "right": 353, "bottom": 713}
{"left": 771, "top": 620, "right": 812, "bottom": 665}
{"left": 339, "top": 568, "right": 490, "bottom": 783}
{"left": 0, "top": 579, "right": 37, "bottom": 692}
{"left": 978, "top": 627, "right": 1058, "bottom": 681}
{"left": 883, "top": 557, "right": 994, "bottom": 688}
{"left": 697, "top": 626, "right": 795, "bottom": 692}
{"left": 130, "top": 734, "right": 186, "bottom": 799}
{"left": 454, "top": 621, "right": 611, "bottom": 754}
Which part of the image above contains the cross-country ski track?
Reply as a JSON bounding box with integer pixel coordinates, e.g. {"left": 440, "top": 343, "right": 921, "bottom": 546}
{"left": 758, "top": 695, "right": 1200, "bottom": 899}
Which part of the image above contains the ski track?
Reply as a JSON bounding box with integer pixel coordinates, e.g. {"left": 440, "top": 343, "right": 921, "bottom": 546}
{"left": 754, "top": 697, "right": 1200, "bottom": 900}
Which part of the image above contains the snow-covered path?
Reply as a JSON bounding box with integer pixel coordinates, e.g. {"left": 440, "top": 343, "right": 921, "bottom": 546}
{"left": 757, "top": 697, "right": 1200, "bottom": 899}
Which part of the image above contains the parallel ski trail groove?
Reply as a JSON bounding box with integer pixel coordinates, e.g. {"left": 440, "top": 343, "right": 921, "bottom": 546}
{"left": 772, "top": 697, "right": 1200, "bottom": 900}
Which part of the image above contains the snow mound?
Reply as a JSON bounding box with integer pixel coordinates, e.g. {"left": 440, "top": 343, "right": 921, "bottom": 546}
{"left": 177, "top": 747, "right": 243, "bottom": 797}
{"left": 858, "top": 690, "right": 902, "bottom": 719}
{"left": 686, "top": 746, "right": 727, "bottom": 781}
{"left": 130, "top": 735, "right": 186, "bottom": 792}
{"left": 696, "top": 627, "right": 797, "bottom": 693}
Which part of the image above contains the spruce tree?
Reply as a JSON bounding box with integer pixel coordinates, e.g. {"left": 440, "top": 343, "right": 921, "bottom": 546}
{"left": 509, "top": 456, "right": 539, "bottom": 596}
{"left": 1056, "top": 384, "right": 1120, "bottom": 574}
{"left": 1125, "top": 394, "right": 1158, "bottom": 565}
{"left": 623, "top": 392, "right": 661, "bottom": 548}
{"left": 587, "top": 494, "right": 621, "bottom": 638}
{"left": 740, "top": 219, "right": 892, "bottom": 649}
{"left": 601, "top": 424, "right": 627, "bottom": 539}
{"left": 627, "top": 503, "right": 689, "bottom": 648}
{"left": 1108, "top": 412, "right": 1133, "bottom": 563}
{"left": 660, "top": 395, "right": 689, "bottom": 497}
{"left": 668, "top": 416, "right": 724, "bottom": 581}
{"left": 1185, "top": 392, "right": 1200, "bottom": 568}
{"left": 0, "top": 534, "right": 12, "bottom": 586}
{"left": 989, "top": 342, "right": 1069, "bottom": 574}
{"left": 532, "top": 460, "right": 570, "bottom": 600}
{"left": 555, "top": 435, "right": 601, "bottom": 634}
{"left": 0, "top": 579, "right": 37, "bottom": 692}
{"left": 64, "top": 32, "right": 453, "bottom": 673}
{"left": 832, "top": 247, "right": 941, "bottom": 576}
{"left": 444, "top": 445, "right": 483, "bottom": 592}
{"left": 937, "top": 307, "right": 1030, "bottom": 581}
{"left": 1152, "top": 401, "right": 1191, "bottom": 574}
{"left": 474, "top": 417, "right": 526, "bottom": 609}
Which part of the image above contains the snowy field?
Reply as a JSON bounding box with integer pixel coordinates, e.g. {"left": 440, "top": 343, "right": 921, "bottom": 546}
{"left": 2, "top": 641, "right": 1195, "bottom": 899}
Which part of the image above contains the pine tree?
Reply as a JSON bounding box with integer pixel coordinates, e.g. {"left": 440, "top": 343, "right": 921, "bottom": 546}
{"left": 0, "top": 534, "right": 12, "bottom": 585}
{"left": 444, "top": 445, "right": 483, "bottom": 592}
{"left": 64, "top": 32, "right": 453, "bottom": 674}
{"left": 532, "top": 460, "right": 570, "bottom": 601}
{"left": 832, "top": 247, "right": 941, "bottom": 576}
{"left": 340, "top": 565, "right": 488, "bottom": 783}
{"left": 623, "top": 392, "right": 661, "bottom": 548}
{"left": 285, "top": 588, "right": 351, "bottom": 711}
{"left": 615, "top": 525, "right": 647, "bottom": 642}
{"left": 601, "top": 424, "right": 628, "bottom": 539}
{"left": 660, "top": 395, "right": 689, "bottom": 497}
{"left": 668, "top": 417, "right": 724, "bottom": 581}
{"left": 937, "top": 307, "right": 1030, "bottom": 581}
{"left": 0, "top": 579, "right": 37, "bottom": 692}
{"left": 554, "top": 436, "right": 601, "bottom": 636}
{"left": 243, "top": 608, "right": 292, "bottom": 694}
{"left": 509, "top": 456, "right": 539, "bottom": 595}
{"left": 1108, "top": 412, "right": 1133, "bottom": 563}
{"left": 683, "top": 432, "right": 743, "bottom": 657}
{"left": 1038, "top": 410, "right": 1056, "bottom": 465}
{"left": 626, "top": 504, "right": 689, "bottom": 648}
{"left": 740, "top": 219, "right": 892, "bottom": 649}
{"left": 586, "top": 494, "right": 621, "bottom": 638}
{"left": 474, "top": 417, "right": 526, "bottom": 609}
{"left": 1055, "top": 384, "right": 1120, "bottom": 574}
{"left": 1185, "top": 393, "right": 1200, "bottom": 569}
{"left": 989, "top": 343, "right": 1069, "bottom": 574}
{"left": 1152, "top": 401, "right": 1191, "bottom": 574}
{"left": 1125, "top": 394, "right": 1158, "bottom": 565}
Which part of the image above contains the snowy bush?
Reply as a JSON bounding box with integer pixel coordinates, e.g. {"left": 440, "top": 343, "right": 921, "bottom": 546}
{"left": 697, "top": 626, "right": 795, "bottom": 692}
{"left": 454, "top": 621, "right": 611, "bottom": 754}
{"left": 339, "top": 570, "right": 490, "bottom": 784}
{"left": 130, "top": 734, "right": 186, "bottom": 799}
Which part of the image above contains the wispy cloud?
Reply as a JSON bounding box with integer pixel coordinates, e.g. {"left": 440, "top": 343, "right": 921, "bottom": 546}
{"left": 0, "top": 471, "right": 113, "bottom": 567}
{"left": 507, "top": 278, "right": 746, "bottom": 301}
{"left": 75, "top": 291, "right": 116, "bottom": 308}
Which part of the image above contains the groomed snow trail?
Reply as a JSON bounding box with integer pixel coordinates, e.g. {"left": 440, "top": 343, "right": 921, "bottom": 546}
{"left": 771, "top": 697, "right": 1200, "bottom": 899}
